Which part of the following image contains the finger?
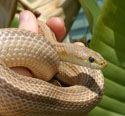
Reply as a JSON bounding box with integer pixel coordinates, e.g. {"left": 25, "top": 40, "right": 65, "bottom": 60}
{"left": 47, "top": 17, "right": 66, "bottom": 42}
{"left": 10, "top": 10, "right": 39, "bottom": 77}
{"left": 19, "top": 10, "right": 38, "bottom": 33}
{"left": 11, "top": 67, "right": 32, "bottom": 77}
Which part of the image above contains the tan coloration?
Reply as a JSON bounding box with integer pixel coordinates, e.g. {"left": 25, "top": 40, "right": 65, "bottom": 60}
{"left": 38, "top": 20, "right": 57, "bottom": 43}
{"left": 0, "top": 21, "right": 106, "bottom": 116}
{"left": 0, "top": 28, "right": 59, "bottom": 81}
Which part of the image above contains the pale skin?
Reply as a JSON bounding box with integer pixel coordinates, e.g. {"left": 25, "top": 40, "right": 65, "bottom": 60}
{"left": 11, "top": 10, "right": 88, "bottom": 116}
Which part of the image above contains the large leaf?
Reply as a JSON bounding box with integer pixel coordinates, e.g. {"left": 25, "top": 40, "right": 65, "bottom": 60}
{"left": 89, "top": 0, "right": 125, "bottom": 115}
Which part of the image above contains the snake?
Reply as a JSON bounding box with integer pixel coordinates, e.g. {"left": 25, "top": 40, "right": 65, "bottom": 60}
{"left": 0, "top": 21, "right": 107, "bottom": 116}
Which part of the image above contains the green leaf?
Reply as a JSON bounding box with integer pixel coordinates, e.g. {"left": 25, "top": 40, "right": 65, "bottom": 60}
{"left": 79, "top": 0, "right": 101, "bottom": 32}
{"left": 10, "top": 16, "right": 19, "bottom": 28}
{"left": 89, "top": 0, "right": 125, "bottom": 116}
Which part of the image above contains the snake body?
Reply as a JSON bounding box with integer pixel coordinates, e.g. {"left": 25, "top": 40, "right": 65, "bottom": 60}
{"left": 0, "top": 22, "right": 106, "bottom": 116}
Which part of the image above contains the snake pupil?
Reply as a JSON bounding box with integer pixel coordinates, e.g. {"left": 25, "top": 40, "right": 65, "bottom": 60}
{"left": 89, "top": 57, "right": 94, "bottom": 63}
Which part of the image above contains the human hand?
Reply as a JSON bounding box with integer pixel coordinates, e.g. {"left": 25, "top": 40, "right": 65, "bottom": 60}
{"left": 11, "top": 10, "right": 88, "bottom": 116}
{"left": 11, "top": 10, "right": 85, "bottom": 77}
{"left": 11, "top": 10, "right": 66, "bottom": 76}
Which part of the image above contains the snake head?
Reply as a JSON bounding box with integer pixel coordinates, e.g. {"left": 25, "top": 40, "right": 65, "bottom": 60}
{"left": 73, "top": 45, "right": 107, "bottom": 69}
{"left": 56, "top": 43, "right": 107, "bottom": 69}
{"left": 86, "top": 51, "right": 107, "bottom": 69}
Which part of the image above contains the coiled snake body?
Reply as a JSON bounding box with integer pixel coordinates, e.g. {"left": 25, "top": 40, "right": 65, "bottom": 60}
{"left": 0, "top": 22, "right": 107, "bottom": 116}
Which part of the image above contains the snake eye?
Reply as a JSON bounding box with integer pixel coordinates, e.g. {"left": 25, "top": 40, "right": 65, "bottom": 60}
{"left": 89, "top": 57, "right": 95, "bottom": 63}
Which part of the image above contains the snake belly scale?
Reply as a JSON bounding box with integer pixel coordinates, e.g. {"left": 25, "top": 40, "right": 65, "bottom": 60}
{"left": 0, "top": 22, "right": 106, "bottom": 116}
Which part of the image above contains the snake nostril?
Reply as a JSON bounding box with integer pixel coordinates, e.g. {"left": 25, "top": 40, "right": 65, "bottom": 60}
{"left": 101, "top": 61, "right": 107, "bottom": 67}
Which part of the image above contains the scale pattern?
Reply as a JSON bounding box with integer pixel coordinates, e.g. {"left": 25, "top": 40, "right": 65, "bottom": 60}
{"left": 0, "top": 24, "right": 105, "bottom": 116}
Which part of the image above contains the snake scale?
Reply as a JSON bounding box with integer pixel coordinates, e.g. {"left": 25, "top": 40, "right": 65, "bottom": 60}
{"left": 0, "top": 21, "right": 107, "bottom": 116}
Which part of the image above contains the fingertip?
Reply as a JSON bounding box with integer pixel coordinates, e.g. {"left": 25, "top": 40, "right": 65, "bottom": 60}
{"left": 47, "top": 17, "right": 66, "bottom": 42}
{"left": 74, "top": 42, "right": 85, "bottom": 47}
{"left": 19, "top": 10, "right": 38, "bottom": 33}
{"left": 11, "top": 67, "right": 33, "bottom": 77}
